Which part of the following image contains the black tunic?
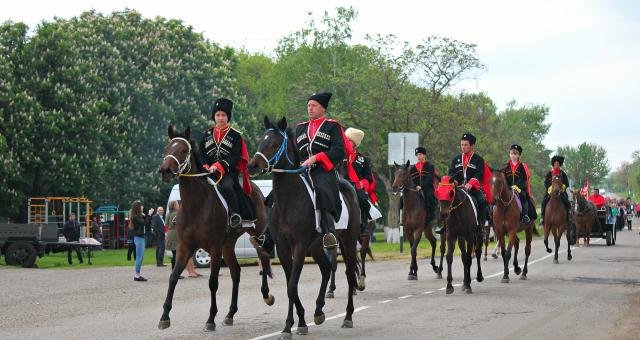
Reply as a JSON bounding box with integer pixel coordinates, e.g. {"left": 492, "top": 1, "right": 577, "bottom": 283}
{"left": 353, "top": 153, "right": 374, "bottom": 184}
{"left": 200, "top": 127, "right": 243, "bottom": 176}
{"left": 448, "top": 153, "right": 486, "bottom": 188}
{"left": 410, "top": 161, "right": 437, "bottom": 193}
{"left": 544, "top": 169, "right": 569, "bottom": 190}
{"left": 295, "top": 119, "right": 346, "bottom": 220}
{"left": 501, "top": 162, "right": 528, "bottom": 193}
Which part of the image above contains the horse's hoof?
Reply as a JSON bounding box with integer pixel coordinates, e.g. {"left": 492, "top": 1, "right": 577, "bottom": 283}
{"left": 204, "top": 322, "right": 216, "bottom": 331}
{"left": 264, "top": 294, "right": 275, "bottom": 306}
{"left": 353, "top": 289, "right": 357, "bottom": 296}
{"left": 514, "top": 267, "right": 522, "bottom": 275}
{"left": 279, "top": 332, "right": 292, "bottom": 340}
{"left": 326, "top": 291, "right": 334, "bottom": 299}
{"left": 357, "top": 277, "right": 366, "bottom": 291}
{"left": 546, "top": 249, "right": 552, "bottom": 253}
{"left": 158, "top": 319, "right": 170, "bottom": 330}
{"left": 407, "top": 274, "right": 417, "bottom": 280}
{"left": 568, "top": 254, "right": 573, "bottom": 261}
{"left": 501, "top": 277, "right": 510, "bottom": 283}
{"left": 296, "top": 326, "right": 308, "bottom": 335}
{"left": 477, "top": 275, "right": 484, "bottom": 283}
{"left": 553, "top": 259, "right": 559, "bottom": 264}
{"left": 483, "top": 256, "right": 487, "bottom": 261}
{"left": 314, "top": 313, "right": 326, "bottom": 325}
{"left": 465, "top": 287, "right": 473, "bottom": 294}
{"left": 342, "top": 319, "right": 354, "bottom": 328}
{"left": 520, "top": 274, "right": 527, "bottom": 280}
{"left": 437, "top": 273, "right": 443, "bottom": 279}
{"left": 446, "top": 287, "right": 454, "bottom": 295}
{"left": 223, "top": 316, "right": 233, "bottom": 326}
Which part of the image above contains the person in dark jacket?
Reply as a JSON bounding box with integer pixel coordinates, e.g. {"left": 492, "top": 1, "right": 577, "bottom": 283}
{"left": 151, "top": 206, "right": 166, "bottom": 266}
{"left": 500, "top": 144, "right": 535, "bottom": 224}
{"left": 63, "top": 213, "right": 83, "bottom": 264}
{"left": 540, "top": 155, "right": 571, "bottom": 225}
{"left": 411, "top": 146, "right": 440, "bottom": 229}
{"left": 131, "top": 201, "right": 148, "bottom": 282}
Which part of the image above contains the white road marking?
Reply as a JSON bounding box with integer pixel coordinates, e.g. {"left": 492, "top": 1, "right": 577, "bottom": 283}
{"left": 252, "top": 239, "right": 600, "bottom": 339}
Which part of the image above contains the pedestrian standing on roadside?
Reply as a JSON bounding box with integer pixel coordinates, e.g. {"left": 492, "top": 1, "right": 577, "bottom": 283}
{"left": 152, "top": 206, "right": 166, "bottom": 267}
{"left": 130, "top": 201, "right": 148, "bottom": 282}
{"left": 63, "top": 212, "right": 83, "bottom": 265}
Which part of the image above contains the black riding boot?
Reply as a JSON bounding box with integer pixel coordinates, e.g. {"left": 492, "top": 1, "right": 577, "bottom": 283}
{"left": 321, "top": 210, "right": 338, "bottom": 255}
{"left": 520, "top": 194, "right": 531, "bottom": 224}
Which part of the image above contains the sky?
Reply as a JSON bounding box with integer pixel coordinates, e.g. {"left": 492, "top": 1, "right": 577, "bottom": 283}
{"left": 2, "top": 0, "right": 639, "bottom": 170}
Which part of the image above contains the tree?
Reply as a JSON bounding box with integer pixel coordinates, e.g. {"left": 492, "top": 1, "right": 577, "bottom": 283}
{"left": 557, "top": 143, "right": 610, "bottom": 188}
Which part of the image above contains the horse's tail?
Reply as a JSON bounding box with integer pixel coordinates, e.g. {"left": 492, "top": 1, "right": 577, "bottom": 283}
{"left": 366, "top": 245, "right": 374, "bottom": 261}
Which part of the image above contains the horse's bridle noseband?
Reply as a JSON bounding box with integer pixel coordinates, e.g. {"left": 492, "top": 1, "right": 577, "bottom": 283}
{"left": 164, "top": 137, "right": 192, "bottom": 175}
{"left": 254, "top": 128, "right": 306, "bottom": 174}
{"left": 493, "top": 176, "right": 515, "bottom": 207}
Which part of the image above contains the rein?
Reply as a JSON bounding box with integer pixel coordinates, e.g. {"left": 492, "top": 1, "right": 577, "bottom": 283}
{"left": 494, "top": 179, "right": 515, "bottom": 207}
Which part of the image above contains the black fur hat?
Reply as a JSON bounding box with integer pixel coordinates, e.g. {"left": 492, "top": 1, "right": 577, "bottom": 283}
{"left": 551, "top": 155, "right": 565, "bottom": 166}
{"left": 415, "top": 146, "right": 427, "bottom": 156}
{"left": 308, "top": 92, "right": 332, "bottom": 109}
{"left": 510, "top": 144, "right": 523, "bottom": 154}
{"left": 461, "top": 133, "right": 476, "bottom": 145}
{"left": 212, "top": 98, "right": 233, "bottom": 120}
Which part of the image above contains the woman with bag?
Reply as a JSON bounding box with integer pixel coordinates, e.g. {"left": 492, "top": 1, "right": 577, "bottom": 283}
{"left": 130, "top": 201, "right": 147, "bottom": 282}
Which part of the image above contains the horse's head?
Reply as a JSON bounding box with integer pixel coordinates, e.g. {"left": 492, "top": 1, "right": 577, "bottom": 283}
{"left": 159, "top": 125, "right": 193, "bottom": 182}
{"left": 436, "top": 176, "right": 456, "bottom": 218}
{"left": 247, "top": 116, "right": 296, "bottom": 176}
{"left": 391, "top": 160, "right": 411, "bottom": 194}
{"left": 550, "top": 175, "right": 563, "bottom": 195}
{"left": 490, "top": 170, "right": 507, "bottom": 198}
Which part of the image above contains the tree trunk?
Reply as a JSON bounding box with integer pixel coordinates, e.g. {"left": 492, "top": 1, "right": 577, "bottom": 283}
{"left": 377, "top": 171, "right": 399, "bottom": 228}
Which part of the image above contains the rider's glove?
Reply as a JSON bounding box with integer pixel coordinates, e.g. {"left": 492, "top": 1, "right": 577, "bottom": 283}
{"left": 547, "top": 186, "right": 553, "bottom": 194}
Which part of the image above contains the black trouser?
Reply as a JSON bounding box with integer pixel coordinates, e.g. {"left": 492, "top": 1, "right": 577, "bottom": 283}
{"left": 422, "top": 191, "right": 438, "bottom": 226}
{"left": 355, "top": 188, "right": 372, "bottom": 235}
{"left": 519, "top": 191, "right": 530, "bottom": 218}
{"left": 218, "top": 173, "right": 256, "bottom": 221}
{"left": 127, "top": 242, "right": 136, "bottom": 260}
{"left": 469, "top": 189, "right": 488, "bottom": 227}
{"left": 67, "top": 245, "right": 83, "bottom": 264}
{"left": 155, "top": 234, "right": 165, "bottom": 265}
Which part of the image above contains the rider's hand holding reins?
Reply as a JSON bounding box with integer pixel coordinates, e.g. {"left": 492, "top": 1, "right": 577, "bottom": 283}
{"left": 300, "top": 155, "right": 316, "bottom": 168}
{"left": 416, "top": 185, "right": 422, "bottom": 191}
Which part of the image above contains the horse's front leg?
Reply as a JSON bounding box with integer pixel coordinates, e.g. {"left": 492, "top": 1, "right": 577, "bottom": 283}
{"left": 408, "top": 230, "right": 421, "bottom": 280}
{"left": 512, "top": 232, "right": 521, "bottom": 275}
{"left": 221, "top": 241, "right": 240, "bottom": 326}
{"left": 340, "top": 232, "right": 358, "bottom": 328}
{"left": 445, "top": 234, "right": 455, "bottom": 294}
{"left": 543, "top": 220, "right": 552, "bottom": 253}
{"left": 259, "top": 253, "right": 275, "bottom": 305}
{"left": 552, "top": 227, "right": 560, "bottom": 264}
{"left": 288, "top": 243, "right": 308, "bottom": 336}
{"left": 205, "top": 248, "right": 222, "bottom": 331}
{"left": 311, "top": 239, "right": 331, "bottom": 325}
{"left": 326, "top": 247, "right": 337, "bottom": 298}
{"left": 497, "top": 231, "right": 510, "bottom": 283}
{"left": 565, "top": 224, "right": 573, "bottom": 261}
{"left": 425, "top": 228, "right": 438, "bottom": 273}
{"left": 475, "top": 231, "right": 484, "bottom": 282}
{"left": 522, "top": 227, "right": 532, "bottom": 280}
{"left": 438, "top": 228, "right": 447, "bottom": 279}
{"left": 458, "top": 238, "right": 472, "bottom": 293}
{"left": 158, "top": 245, "right": 191, "bottom": 329}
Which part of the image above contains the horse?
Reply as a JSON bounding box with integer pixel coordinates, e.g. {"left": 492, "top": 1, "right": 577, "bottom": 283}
{"left": 157, "top": 125, "right": 274, "bottom": 331}
{"left": 543, "top": 175, "right": 572, "bottom": 263}
{"left": 247, "top": 117, "right": 360, "bottom": 339}
{"left": 435, "top": 176, "right": 484, "bottom": 294}
{"left": 326, "top": 220, "right": 373, "bottom": 299}
{"left": 391, "top": 160, "right": 442, "bottom": 280}
{"left": 490, "top": 170, "right": 536, "bottom": 282}
{"left": 572, "top": 190, "right": 597, "bottom": 247}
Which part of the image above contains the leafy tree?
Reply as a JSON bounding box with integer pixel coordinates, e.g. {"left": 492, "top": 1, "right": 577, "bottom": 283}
{"left": 557, "top": 142, "right": 610, "bottom": 188}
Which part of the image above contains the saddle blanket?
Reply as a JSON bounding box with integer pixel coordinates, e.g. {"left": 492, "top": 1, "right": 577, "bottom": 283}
{"left": 207, "top": 177, "right": 254, "bottom": 228}
{"left": 462, "top": 189, "right": 479, "bottom": 226}
{"left": 300, "top": 174, "right": 349, "bottom": 233}
{"left": 369, "top": 201, "right": 382, "bottom": 221}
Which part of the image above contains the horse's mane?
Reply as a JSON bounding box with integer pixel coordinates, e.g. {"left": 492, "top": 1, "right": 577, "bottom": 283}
{"left": 284, "top": 127, "right": 301, "bottom": 166}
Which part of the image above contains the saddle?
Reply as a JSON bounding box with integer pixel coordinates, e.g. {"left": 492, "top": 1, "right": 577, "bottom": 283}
{"left": 299, "top": 174, "right": 350, "bottom": 232}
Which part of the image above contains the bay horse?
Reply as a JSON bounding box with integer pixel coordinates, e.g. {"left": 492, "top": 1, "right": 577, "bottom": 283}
{"left": 543, "top": 175, "right": 572, "bottom": 263}
{"left": 435, "top": 176, "right": 484, "bottom": 294}
{"left": 157, "top": 126, "right": 274, "bottom": 331}
{"left": 247, "top": 117, "right": 360, "bottom": 339}
{"left": 490, "top": 170, "right": 536, "bottom": 282}
{"left": 572, "top": 190, "right": 596, "bottom": 247}
{"left": 391, "top": 160, "right": 441, "bottom": 280}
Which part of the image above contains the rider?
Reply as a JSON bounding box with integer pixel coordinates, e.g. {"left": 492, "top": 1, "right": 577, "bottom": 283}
{"left": 442, "top": 133, "right": 492, "bottom": 234}
{"left": 410, "top": 146, "right": 439, "bottom": 229}
{"left": 588, "top": 188, "right": 606, "bottom": 209}
{"left": 540, "top": 155, "right": 571, "bottom": 225}
{"left": 295, "top": 92, "right": 355, "bottom": 252}
{"left": 500, "top": 144, "right": 534, "bottom": 224}
{"left": 201, "top": 97, "right": 255, "bottom": 228}
{"left": 344, "top": 127, "right": 379, "bottom": 237}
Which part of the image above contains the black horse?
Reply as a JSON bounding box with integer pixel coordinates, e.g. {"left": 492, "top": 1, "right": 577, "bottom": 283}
{"left": 157, "top": 126, "right": 273, "bottom": 331}
{"left": 247, "top": 117, "right": 360, "bottom": 339}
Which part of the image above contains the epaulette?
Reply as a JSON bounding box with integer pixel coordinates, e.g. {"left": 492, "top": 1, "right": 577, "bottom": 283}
{"left": 230, "top": 127, "right": 242, "bottom": 135}
{"left": 296, "top": 121, "right": 309, "bottom": 126}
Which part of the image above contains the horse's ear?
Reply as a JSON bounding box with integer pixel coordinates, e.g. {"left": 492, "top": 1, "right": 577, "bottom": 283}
{"left": 168, "top": 125, "right": 176, "bottom": 139}
{"left": 405, "top": 160, "right": 411, "bottom": 169}
{"left": 263, "top": 116, "right": 271, "bottom": 129}
{"left": 393, "top": 161, "right": 399, "bottom": 168}
{"left": 277, "top": 117, "right": 287, "bottom": 131}
{"left": 185, "top": 126, "right": 191, "bottom": 139}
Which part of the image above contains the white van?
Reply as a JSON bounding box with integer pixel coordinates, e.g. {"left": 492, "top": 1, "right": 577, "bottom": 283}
{"left": 166, "top": 180, "right": 272, "bottom": 268}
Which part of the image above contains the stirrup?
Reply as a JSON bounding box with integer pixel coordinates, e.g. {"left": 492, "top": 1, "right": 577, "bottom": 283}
{"left": 322, "top": 233, "right": 338, "bottom": 249}
{"left": 435, "top": 226, "right": 446, "bottom": 235}
{"left": 250, "top": 235, "right": 265, "bottom": 248}
{"left": 521, "top": 215, "right": 531, "bottom": 224}
{"left": 229, "top": 213, "right": 242, "bottom": 228}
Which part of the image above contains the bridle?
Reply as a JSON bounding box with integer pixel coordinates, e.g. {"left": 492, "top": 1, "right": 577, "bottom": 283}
{"left": 163, "top": 137, "right": 210, "bottom": 178}
{"left": 393, "top": 170, "right": 420, "bottom": 195}
{"left": 254, "top": 128, "right": 306, "bottom": 174}
{"left": 493, "top": 175, "right": 515, "bottom": 207}
{"left": 439, "top": 183, "right": 468, "bottom": 214}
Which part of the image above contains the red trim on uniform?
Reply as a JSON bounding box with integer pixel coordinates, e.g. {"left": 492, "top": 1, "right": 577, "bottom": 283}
{"left": 212, "top": 162, "right": 225, "bottom": 177}
{"left": 482, "top": 161, "right": 493, "bottom": 204}
{"left": 237, "top": 138, "right": 252, "bottom": 195}
{"left": 361, "top": 179, "right": 370, "bottom": 192}
{"left": 522, "top": 162, "right": 532, "bottom": 196}
{"left": 308, "top": 117, "right": 326, "bottom": 140}
{"left": 315, "top": 152, "right": 334, "bottom": 171}
{"left": 214, "top": 126, "right": 230, "bottom": 144}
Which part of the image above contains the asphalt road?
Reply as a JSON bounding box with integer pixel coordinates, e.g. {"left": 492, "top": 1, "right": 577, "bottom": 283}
{"left": 1, "top": 227, "right": 639, "bottom": 340}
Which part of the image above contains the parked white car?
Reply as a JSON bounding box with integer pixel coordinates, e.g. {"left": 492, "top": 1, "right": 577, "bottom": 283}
{"left": 166, "top": 180, "right": 272, "bottom": 268}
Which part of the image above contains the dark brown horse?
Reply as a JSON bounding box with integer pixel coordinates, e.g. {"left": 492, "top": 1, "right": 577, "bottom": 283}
{"left": 157, "top": 126, "right": 273, "bottom": 331}
{"left": 391, "top": 160, "right": 442, "bottom": 280}
{"left": 326, "top": 220, "right": 373, "bottom": 299}
{"left": 247, "top": 117, "right": 360, "bottom": 339}
{"left": 543, "top": 175, "right": 572, "bottom": 263}
{"left": 490, "top": 171, "right": 536, "bottom": 281}
{"left": 572, "top": 190, "right": 596, "bottom": 247}
{"left": 435, "top": 176, "right": 484, "bottom": 294}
